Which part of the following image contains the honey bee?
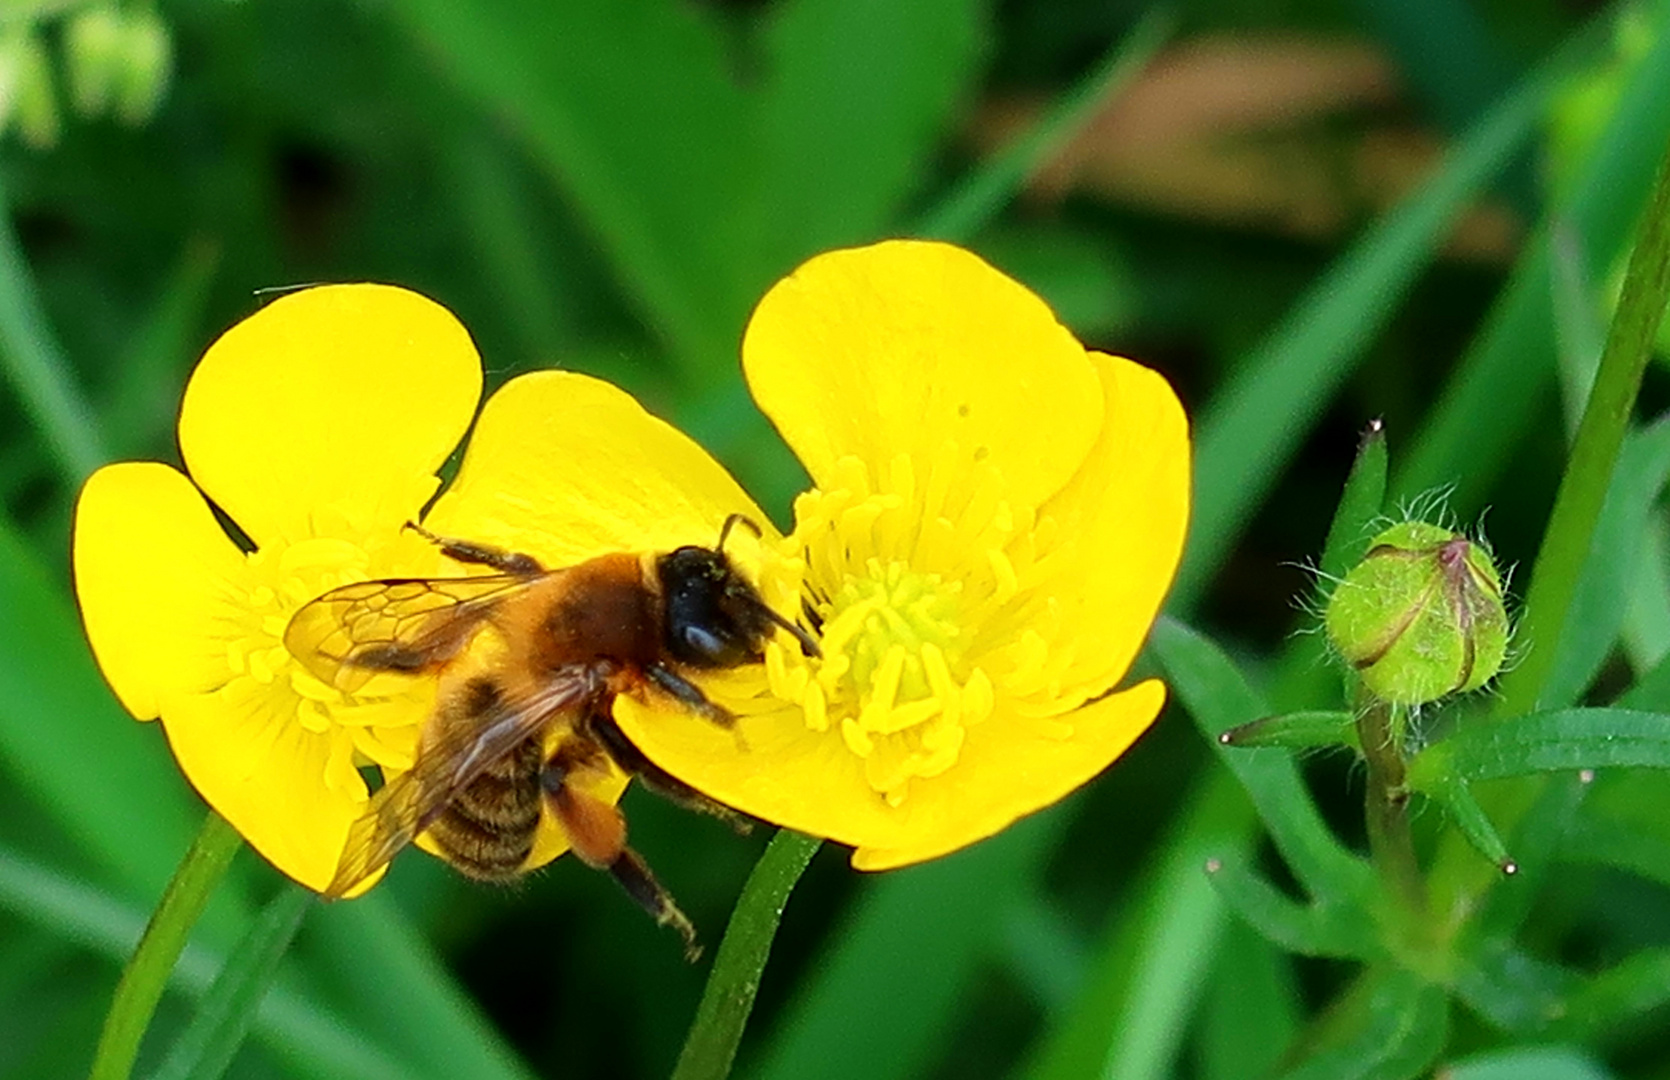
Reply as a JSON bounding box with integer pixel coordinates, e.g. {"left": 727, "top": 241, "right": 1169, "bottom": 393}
{"left": 283, "top": 515, "right": 819, "bottom": 957}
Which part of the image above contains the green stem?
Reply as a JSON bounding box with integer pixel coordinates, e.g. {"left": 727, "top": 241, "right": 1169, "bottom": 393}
{"left": 1355, "top": 700, "right": 1426, "bottom": 926}
{"left": 1495, "top": 129, "right": 1670, "bottom": 717}
{"left": 671, "top": 829, "right": 821, "bottom": 1080}
{"left": 88, "top": 810, "right": 243, "bottom": 1080}
{"left": 0, "top": 174, "right": 105, "bottom": 481}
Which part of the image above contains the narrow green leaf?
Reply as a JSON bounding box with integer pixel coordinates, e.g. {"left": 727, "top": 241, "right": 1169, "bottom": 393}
{"left": 1408, "top": 708, "right": 1670, "bottom": 786}
{"left": 1423, "top": 776, "right": 1513, "bottom": 871}
{"left": 1559, "top": 815, "right": 1670, "bottom": 889}
{"left": 1452, "top": 937, "right": 1574, "bottom": 1033}
{"left": 1276, "top": 970, "right": 1447, "bottom": 1080}
{"left": 0, "top": 174, "right": 104, "bottom": 481}
{"left": 149, "top": 885, "right": 313, "bottom": 1080}
{"left": 746, "top": 809, "right": 1065, "bottom": 1080}
{"left": 1396, "top": 14, "right": 1670, "bottom": 508}
{"left": 761, "top": 0, "right": 986, "bottom": 257}
{"left": 1196, "top": 921, "right": 1300, "bottom": 1080}
{"left": 1017, "top": 768, "right": 1253, "bottom": 1080}
{"left": 1150, "top": 618, "right": 1374, "bottom": 904}
{"left": 1219, "top": 710, "right": 1360, "bottom": 752}
{"left": 1204, "top": 855, "right": 1378, "bottom": 959}
{"left": 1441, "top": 1045, "right": 1612, "bottom": 1080}
{"left": 914, "top": 8, "right": 1172, "bottom": 243}
{"left": 1173, "top": 55, "right": 1560, "bottom": 606}
{"left": 1618, "top": 639, "right": 1670, "bottom": 709}
{"left": 1547, "top": 947, "right": 1670, "bottom": 1042}
{"left": 1540, "top": 413, "right": 1670, "bottom": 707}
{"left": 1319, "top": 420, "right": 1390, "bottom": 582}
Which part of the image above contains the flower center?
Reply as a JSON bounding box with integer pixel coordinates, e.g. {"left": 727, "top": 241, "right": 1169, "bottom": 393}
{"left": 218, "top": 531, "right": 433, "bottom": 795}
{"left": 770, "top": 452, "right": 1015, "bottom": 806}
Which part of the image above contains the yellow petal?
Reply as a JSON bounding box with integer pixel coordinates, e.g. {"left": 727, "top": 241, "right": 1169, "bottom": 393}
{"left": 743, "top": 240, "right": 1104, "bottom": 509}
{"left": 425, "top": 371, "right": 771, "bottom": 564}
{"left": 73, "top": 462, "right": 245, "bottom": 720}
{"left": 178, "top": 284, "right": 482, "bottom": 548}
{"left": 1016, "top": 354, "right": 1190, "bottom": 707}
{"left": 851, "top": 680, "right": 1168, "bottom": 870}
{"left": 162, "top": 685, "right": 371, "bottom": 891}
{"left": 612, "top": 697, "right": 902, "bottom": 850}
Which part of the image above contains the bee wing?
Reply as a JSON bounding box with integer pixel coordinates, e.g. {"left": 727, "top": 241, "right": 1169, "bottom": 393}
{"left": 323, "top": 669, "right": 598, "bottom": 898}
{"left": 284, "top": 574, "right": 540, "bottom": 692}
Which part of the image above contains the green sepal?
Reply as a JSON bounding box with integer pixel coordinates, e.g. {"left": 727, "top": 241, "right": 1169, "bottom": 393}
{"left": 1422, "top": 775, "right": 1516, "bottom": 873}
{"left": 1320, "top": 420, "right": 1390, "bottom": 582}
{"left": 1219, "top": 710, "right": 1361, "bottom": 752}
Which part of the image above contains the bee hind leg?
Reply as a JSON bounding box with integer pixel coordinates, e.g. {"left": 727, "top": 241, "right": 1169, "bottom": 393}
{"left": 542, "top": 755, "right": 702, "bottom": 961}
{"left": 586, "top": 711, "right": 753, "bottom": 836}
{"left": 404, "top": 522, "right": 544, "bottom": 577}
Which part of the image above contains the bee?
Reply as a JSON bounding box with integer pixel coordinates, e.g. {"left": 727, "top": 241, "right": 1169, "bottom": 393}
{"left": 283, "top": 514, "right": 819, "bottom": 958}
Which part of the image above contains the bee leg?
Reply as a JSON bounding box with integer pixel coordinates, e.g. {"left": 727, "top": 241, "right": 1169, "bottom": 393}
{"left": 541, "top": 759, "right": 701, "bottom": 961}
{"left": 585, "top": 711, "right": 753, "bottom": 836}
{"left": 404, "top": 522, "right": 545, "bottom": 577}
{"left": 644, "top": 663, "right": 734, "bottom": 726}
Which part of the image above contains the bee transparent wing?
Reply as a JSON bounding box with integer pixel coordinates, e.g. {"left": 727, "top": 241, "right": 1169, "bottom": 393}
{"left": 284, "top": 574, "right": 540, "bottom": 692}
{"left": 324, "top": 669, "right": 599, "bottom": 898}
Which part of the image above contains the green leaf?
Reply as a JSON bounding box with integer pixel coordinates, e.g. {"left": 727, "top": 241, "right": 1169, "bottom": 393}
{"left": 1396, "top": 14, "right": 1670, "bottom": 508}
{"left": 760, "top": 0, "right": 986, "bottom": 259}
{"left": 1547, "top": 947, "right": 1670, "bottom": 1042}
{"left": 1422, "top": 775, "right": 1514, "bottom": 871}
{"left": 745, "top": 809, "right": 1065, "bottom": 1080}
{"left": 1150, "top": 619, "right": 1374, "bottom": 905}
{"left": 1408, "top": 708, "right": 1670, "bottom": 786}
{"left": 1452, "top": 937, "right": 1574, "bottom": 1033}
{"left": 1320, "top": 421, "right": 1390, "bottom": 582}
{"left": 1204, "top": 855, "right": 1378, "bottom": 959}
{"left": 1172, "top": 53, "right": 1560, "bottom": 606}
{"left": 1276, "top": 969, "right": 1447, "bottom": 1080}
{"left": 1218, "top": 710, "right": 1360, "bottom": 752}
{"left": 1441, "top": 1045, "right": 1612, "bottom": 1080}
{"left": 148, "top": 885, "right": 313, "bottom": 1080}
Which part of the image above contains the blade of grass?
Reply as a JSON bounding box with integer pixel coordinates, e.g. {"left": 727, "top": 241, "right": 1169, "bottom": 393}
{"left": 0, "top": 174, "right": 104, "bottom": 481}
{"left": 148, "top": 884, "right": 313, "bottom": 1080}
{"left": 1173, "top": 52, "right": 1564, "bottom": 608}
{"left": 1395, "top": 13, "right": 1670, "bottom": 507}
{"left": 914, "top": 8, "right": 1173, "bottom": 243}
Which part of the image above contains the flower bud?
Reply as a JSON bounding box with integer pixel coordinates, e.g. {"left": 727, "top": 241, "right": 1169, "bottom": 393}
{"left": 3, "top": 27, "right": 59, "bottom": 149}
{"left": 64, "top": 6, "right": 124, "bottom": 118}
{"left": 112, "top": 8, "right": 171, "bottom": 126}
{"left": 1324, "top": 521, "right": 1509, "bottom": 705}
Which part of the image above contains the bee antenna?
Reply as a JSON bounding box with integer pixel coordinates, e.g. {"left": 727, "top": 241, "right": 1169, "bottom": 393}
{"left": 759, "top": 602, "right": 822, "bottom": 659}
{"left": 717, "top": 513, "right": 762, "bottom": 554}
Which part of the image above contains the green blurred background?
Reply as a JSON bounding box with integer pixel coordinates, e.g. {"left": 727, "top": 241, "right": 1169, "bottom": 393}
{"left": 3, "top": 0, "right": 1670, "bottom": 1077}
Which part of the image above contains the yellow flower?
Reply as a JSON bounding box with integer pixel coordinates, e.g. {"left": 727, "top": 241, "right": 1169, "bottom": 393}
{"left": 73, "top": 284, "right": 770, "bottom": 892}
{"left": 610, "top": 240, "right": 1192, "bottom": 870}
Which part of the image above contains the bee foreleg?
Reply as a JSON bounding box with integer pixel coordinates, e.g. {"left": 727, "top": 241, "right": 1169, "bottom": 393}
{"left": 644, "top": 663, "right": 734, "bottom": 727}
{"left": 541, "top": 759, "right": 700, "bottom": 961}
{"left": 585, "top": 711, "right": 753, "bottom": 836}
{"left": 405, "top": 522, "right": 545, "bottom": 577}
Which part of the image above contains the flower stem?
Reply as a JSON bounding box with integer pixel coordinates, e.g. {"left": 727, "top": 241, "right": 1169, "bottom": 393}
{"left": 671, "top": 829, "right": 821, "bottom": 1080}
{"left": 88, "top": 809, "right": 242, "bottom": 1080}
{"left": 1355, "top": 700, "right": 1426, "bottom": 925}
{"left": 1495, "top": 128, "right": 1670, "bottom": 718}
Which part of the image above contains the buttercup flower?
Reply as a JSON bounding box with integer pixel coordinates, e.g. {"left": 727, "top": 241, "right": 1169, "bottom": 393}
{"left": 74, "top": 285, "right": 767, "bottom": 891}
{"left": 609, "top": 240, "right": 1192, "bottom": 869}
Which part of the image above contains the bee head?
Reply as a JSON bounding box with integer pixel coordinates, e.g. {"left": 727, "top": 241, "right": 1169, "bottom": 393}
{"left": 656, "top": 532, "right": 820, "bottom": 669}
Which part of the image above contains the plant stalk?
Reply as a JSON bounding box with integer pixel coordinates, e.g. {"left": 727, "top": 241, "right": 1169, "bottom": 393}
{"left": 87, "top": 810, "right": 242, "bottom": 1080}
{"left": 672, "top": 829, "right": 821, "bottom": 1080}
{"left": 1355, "top": 699, "right": 1427, "bottom": 925}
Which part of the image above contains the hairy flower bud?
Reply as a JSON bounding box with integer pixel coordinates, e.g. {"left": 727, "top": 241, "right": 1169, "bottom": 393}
{"left": 1324, "top": 521, "right": 1509, "bottom": 705}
